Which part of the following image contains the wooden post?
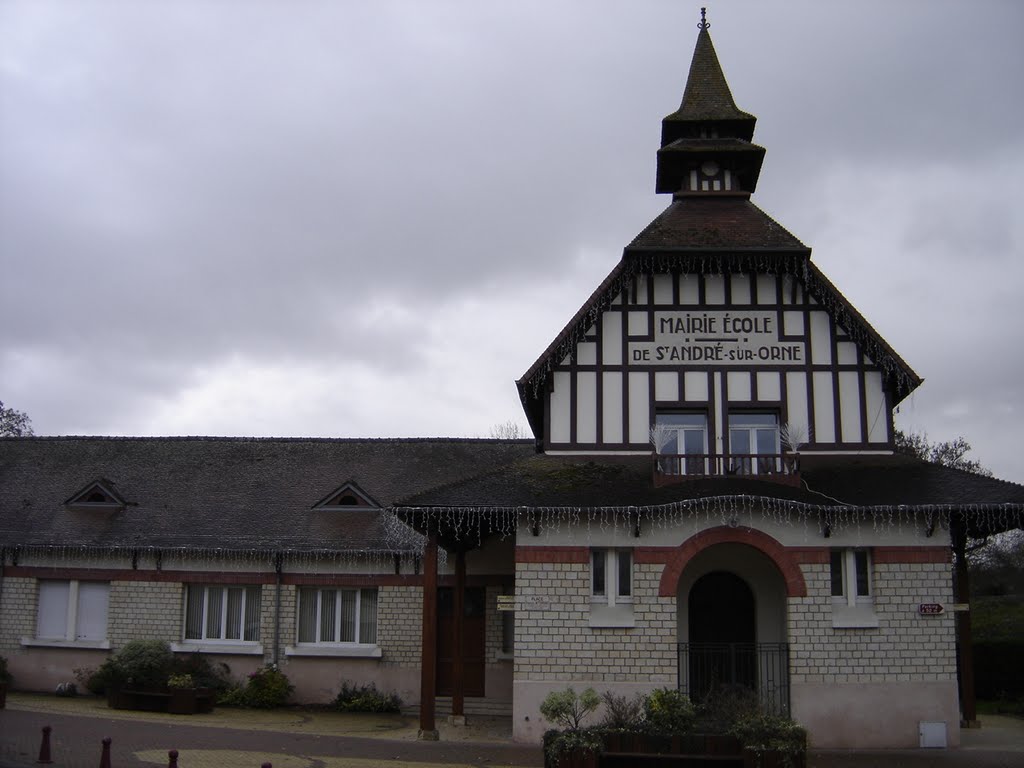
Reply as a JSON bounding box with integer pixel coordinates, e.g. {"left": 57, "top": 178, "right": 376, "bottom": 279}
{"left": 952, "top": 521, "right": 978, "bottom": 727}
{"left": 36, "top": 726, "right": 53, "bottom": 764}
{"left": 418, "top": 530, "right": 439, "bottom": 739}
{"left": 452, "top": 548, "right": 466, "bottom": 723}
{"left": 99, "top": 737, "right": 112, "bottom": 768}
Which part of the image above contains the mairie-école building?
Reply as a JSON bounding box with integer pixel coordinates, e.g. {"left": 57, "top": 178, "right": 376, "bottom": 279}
{"left": 2, "top": 14, "right": 1023, "bottom": 750}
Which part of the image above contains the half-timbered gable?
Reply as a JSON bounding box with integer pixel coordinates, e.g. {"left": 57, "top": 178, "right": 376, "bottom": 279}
{"left": 519, "top": 22, "right": 920, "bottom": 469}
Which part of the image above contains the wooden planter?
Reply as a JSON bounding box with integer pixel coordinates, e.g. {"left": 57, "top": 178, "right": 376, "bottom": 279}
{"left": 108, "top": 687, "right": 213, "bottom": 714}
{"left": 168, "top": 688, "right": 215, "bottom": 715}
{"left": 548, "top": 732, "right": 804, "bottom": 768}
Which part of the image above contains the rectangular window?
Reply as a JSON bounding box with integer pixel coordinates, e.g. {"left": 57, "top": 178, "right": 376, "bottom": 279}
{"left": 591, "top": 549, "right": 632, "bottom": 605}
{"left": 728, "top": 412, "right": 780, "bottom": 475}
{"left": 653, "top": 413, "right": 708, "bottom": 475}
{"left": 501, "top": 592, "right": 515, "bottom": 655}
{"left": 830, "top": 549, "right": 872, "bottom": 606}
{"left": 36, "top": 580, "right": 109, "bottom": 642}
{"left": 297, "top": 587, "right": 378, "bottom": 645}
{"left": 185, "top": 585, "right": 261, "bottom": 642}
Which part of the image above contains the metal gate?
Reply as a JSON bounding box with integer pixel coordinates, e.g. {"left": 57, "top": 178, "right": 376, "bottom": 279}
{"left": 678, "top": 642, "right": 790, "bottom": 716}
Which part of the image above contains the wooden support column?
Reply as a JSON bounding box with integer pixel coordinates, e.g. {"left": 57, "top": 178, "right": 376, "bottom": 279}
{"left": 451, "top": 548, "right": 466, "bottom": 723}
{"left": 952, "top": 521, "right": 978, "bottom": 727}
{"left": 418, "top": 531, "right": 439, "bottom": 740}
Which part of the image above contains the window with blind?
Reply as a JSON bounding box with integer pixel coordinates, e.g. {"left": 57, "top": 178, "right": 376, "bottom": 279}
{"left": 297, "top": 587, "right": 377, "bottom": 645}
{"left": 184, "top": 585, "right": 261, "bottom": 642}
{"left": 36, "top": 580, "right": 109, "bottom": 642}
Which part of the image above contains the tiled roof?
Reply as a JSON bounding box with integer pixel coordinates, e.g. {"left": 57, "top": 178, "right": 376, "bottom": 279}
{"left": 0, "top": 436, "right": 534, "bottom": 554}
{"left": 663, "top": 28, "right": 755, "bottom": 125}
{"left": 398, "top": 452, "right": 1024, "bottom": 535}
{"left": 627, "top": 197, "right": 807, "bottom": 250}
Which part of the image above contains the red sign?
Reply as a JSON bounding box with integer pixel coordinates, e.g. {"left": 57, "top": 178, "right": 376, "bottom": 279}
{"left": 918, "top": 603, "right": 945, "bottom": 615}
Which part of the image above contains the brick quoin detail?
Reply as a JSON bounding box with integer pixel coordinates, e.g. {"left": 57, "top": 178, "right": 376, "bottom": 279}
{"left": 515, "top": 546, "right": 589, "bottom": 564}
{"left": 657, "top": 527, "right": 807, "bottom": 598}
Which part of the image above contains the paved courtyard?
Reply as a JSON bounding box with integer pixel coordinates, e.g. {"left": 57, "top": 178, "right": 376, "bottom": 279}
{"left": 2, "top": 693, "right": 1023, "bottom": 768}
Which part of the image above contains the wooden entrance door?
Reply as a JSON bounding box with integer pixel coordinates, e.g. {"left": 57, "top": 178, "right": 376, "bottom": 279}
{"left": 437, "top": 586, "right": 486, "bottom": 697}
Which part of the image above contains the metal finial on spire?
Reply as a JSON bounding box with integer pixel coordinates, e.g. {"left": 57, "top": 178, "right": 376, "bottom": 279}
{"left": 698, "top": 7, "right": 710, "bottom": 30}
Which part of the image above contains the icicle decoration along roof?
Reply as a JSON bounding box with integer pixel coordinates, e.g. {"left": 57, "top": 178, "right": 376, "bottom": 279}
{"left": 517, "top": 250, "right": 922, "bottom": 403}
{"left": 396, "top": 496, "right": 1024, "bottom": 548}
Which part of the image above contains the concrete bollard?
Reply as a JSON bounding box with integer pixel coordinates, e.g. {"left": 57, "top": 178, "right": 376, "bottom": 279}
{"left": 37, "top": 726, "right": 53, "bottom": 764}
{"left": 99, "top": 737, "right": 112, "bottom": 768}
{"left": 168, "top": 749, "right": 179, "bottom": 768}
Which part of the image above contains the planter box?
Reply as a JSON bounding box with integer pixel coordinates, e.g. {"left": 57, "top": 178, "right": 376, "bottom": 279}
{"left": 168, "top": 688, "right": 215, "bottom": 715}
{"left": 548, "top": 732, "right": 802, "bottom": 768}
{"left": 108, "top": 686, "right": 214, "bottom": 715}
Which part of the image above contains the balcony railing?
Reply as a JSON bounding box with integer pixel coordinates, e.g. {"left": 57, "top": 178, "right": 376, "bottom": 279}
{"left": 678, "top": 642, "right": 790, "bottom": 717}
{"left": 653, "top": 452, "right": 800, "bottom": 486}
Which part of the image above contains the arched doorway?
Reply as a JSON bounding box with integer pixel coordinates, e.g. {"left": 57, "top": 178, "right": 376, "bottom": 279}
{"left": 687, "top": 571, "right": 757, "bottom": 700}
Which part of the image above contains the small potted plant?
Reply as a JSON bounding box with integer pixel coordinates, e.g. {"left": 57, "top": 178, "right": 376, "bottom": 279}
{"left": 0, "top": 655, "right": 12, "bottom": 709}
{"left": 167, "top": 673, "right": 199, "bottom": 715}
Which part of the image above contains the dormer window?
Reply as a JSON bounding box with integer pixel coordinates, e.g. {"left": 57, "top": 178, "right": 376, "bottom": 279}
{"left": 64, "top": 480, "right": 125, "bottom": 511}
{"left": 312, "top": 481, "right": 379, "bottom": 511}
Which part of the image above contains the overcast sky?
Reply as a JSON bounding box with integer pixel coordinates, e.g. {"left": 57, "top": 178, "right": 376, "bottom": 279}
{"left": 2, "top": 0, "right": 1022, "bottom": 482}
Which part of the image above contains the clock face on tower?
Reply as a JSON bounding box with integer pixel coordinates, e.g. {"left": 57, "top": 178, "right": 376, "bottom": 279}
{"left": 701, "top": 160, "right": 720, "bottom": 177}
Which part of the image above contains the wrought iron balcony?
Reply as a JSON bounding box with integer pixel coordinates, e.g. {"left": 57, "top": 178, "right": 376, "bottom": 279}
{"left": 653, "top": 452, "right": 800, "bottom": 486}
{"left": 678, "top": 642, "right": 790, "bottom": 717}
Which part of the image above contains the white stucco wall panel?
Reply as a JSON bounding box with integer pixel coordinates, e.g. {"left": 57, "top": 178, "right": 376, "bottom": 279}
{"left": 550, "top": 371, "right": 571, "bottom": 443}
{"left": 576, "top": 372, "right": 597, "bottom": 444}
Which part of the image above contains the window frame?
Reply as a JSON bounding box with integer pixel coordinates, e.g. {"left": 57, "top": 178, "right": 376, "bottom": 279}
{"left": 296, "top": 586, "right": 378, "bottom": 647}
{"left": 29, "top": 579, "right": 110, "bottom": 648}
{"left": 727, "top": 411, "right": 781, "bottom": 474}
{"left": 830, "top": 548, "right": 872, "bottom": 607}
{"left": 591, "top": 548, "right": 633, "bottom": 606}
{"left": 183, "top": 584, "right": 262, "bottom": 644}
{"left": 829, "top": 548, "right": 878, "bottom": 628}
{"left": 653, "top": 412, "right": 709, "bottom": 475}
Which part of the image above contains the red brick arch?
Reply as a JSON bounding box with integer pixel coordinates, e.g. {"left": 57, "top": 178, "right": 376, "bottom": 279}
{"left": 657, "top": 526, "right": 807, "bottom": 598}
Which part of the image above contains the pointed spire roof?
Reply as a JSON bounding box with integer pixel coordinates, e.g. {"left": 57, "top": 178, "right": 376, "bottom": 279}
{"left": 657, "top": 10, "right": 763, "bottom": 194}
{"left": 664, "top": 15, "right": 755, "bottom": 129}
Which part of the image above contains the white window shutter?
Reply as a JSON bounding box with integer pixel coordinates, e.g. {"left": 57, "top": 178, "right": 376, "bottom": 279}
{"left": 37, "top": 581, "right": 70, "bottom": 639}
{"left": 75, "top": 582, "right": 110, "bottom": 641}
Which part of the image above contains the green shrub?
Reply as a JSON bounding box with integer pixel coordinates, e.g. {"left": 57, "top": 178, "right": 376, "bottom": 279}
{"left": 601, "top": 690, "right": 646, "bottom": 729}
{"left": 167, "top": 674, "right": 195, "bottom": 690}
{"left": 696, "top": 683, "right": 761, "bottom": 732}
{"left": 112, "top": 640, "right": 174, "bottom": 690}
{"left": 540, "top": 687, "right": 601, "bottom": 730}
{"left": 729, "top": 713, "right": 807, "bottom": 765}
{"left": 543, "top": 728, "right": 604, "bottom": 766}
{"left": 74, "top": 661, "right": 123, "bottom": 695}
{"left": 0, "top": 656, "right": 12, "bottom": 685}
{"left": 333, "top": 681, "right": 401, "bottom": 713}
{"left": 170, "top": 653, "right": 233, "bottom": 696}
{"left": 219, "top": 665, "right": 293, "bottom": 709}
{"left": 643, "top": 687, "right": 695, "bottom": 735}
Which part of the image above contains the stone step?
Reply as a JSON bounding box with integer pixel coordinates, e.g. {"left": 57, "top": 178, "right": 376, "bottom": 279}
{"left": 404, "top": 697, "right": 513, "bottom": 718}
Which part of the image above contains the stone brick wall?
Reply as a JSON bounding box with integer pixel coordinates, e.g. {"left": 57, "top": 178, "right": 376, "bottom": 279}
{"left": 788, "top": 561, "right": 956, "bottom": 684}
{"left": 514, "top": 561, "right": 676, "bottom": 684}
{"left": 485, "top": 585, "right": 512, "bottom": 662}
{"left": 108, "top": 581, "right": 182, "bottom": 648}
{"left": 261, "top": 583, "right": 295, "bottom": 661}
{"left": 0, "top": 577, "right": 36, "bottom": 654}
{"left": 378, "top": 585, "right": 421, "bottom": 667}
